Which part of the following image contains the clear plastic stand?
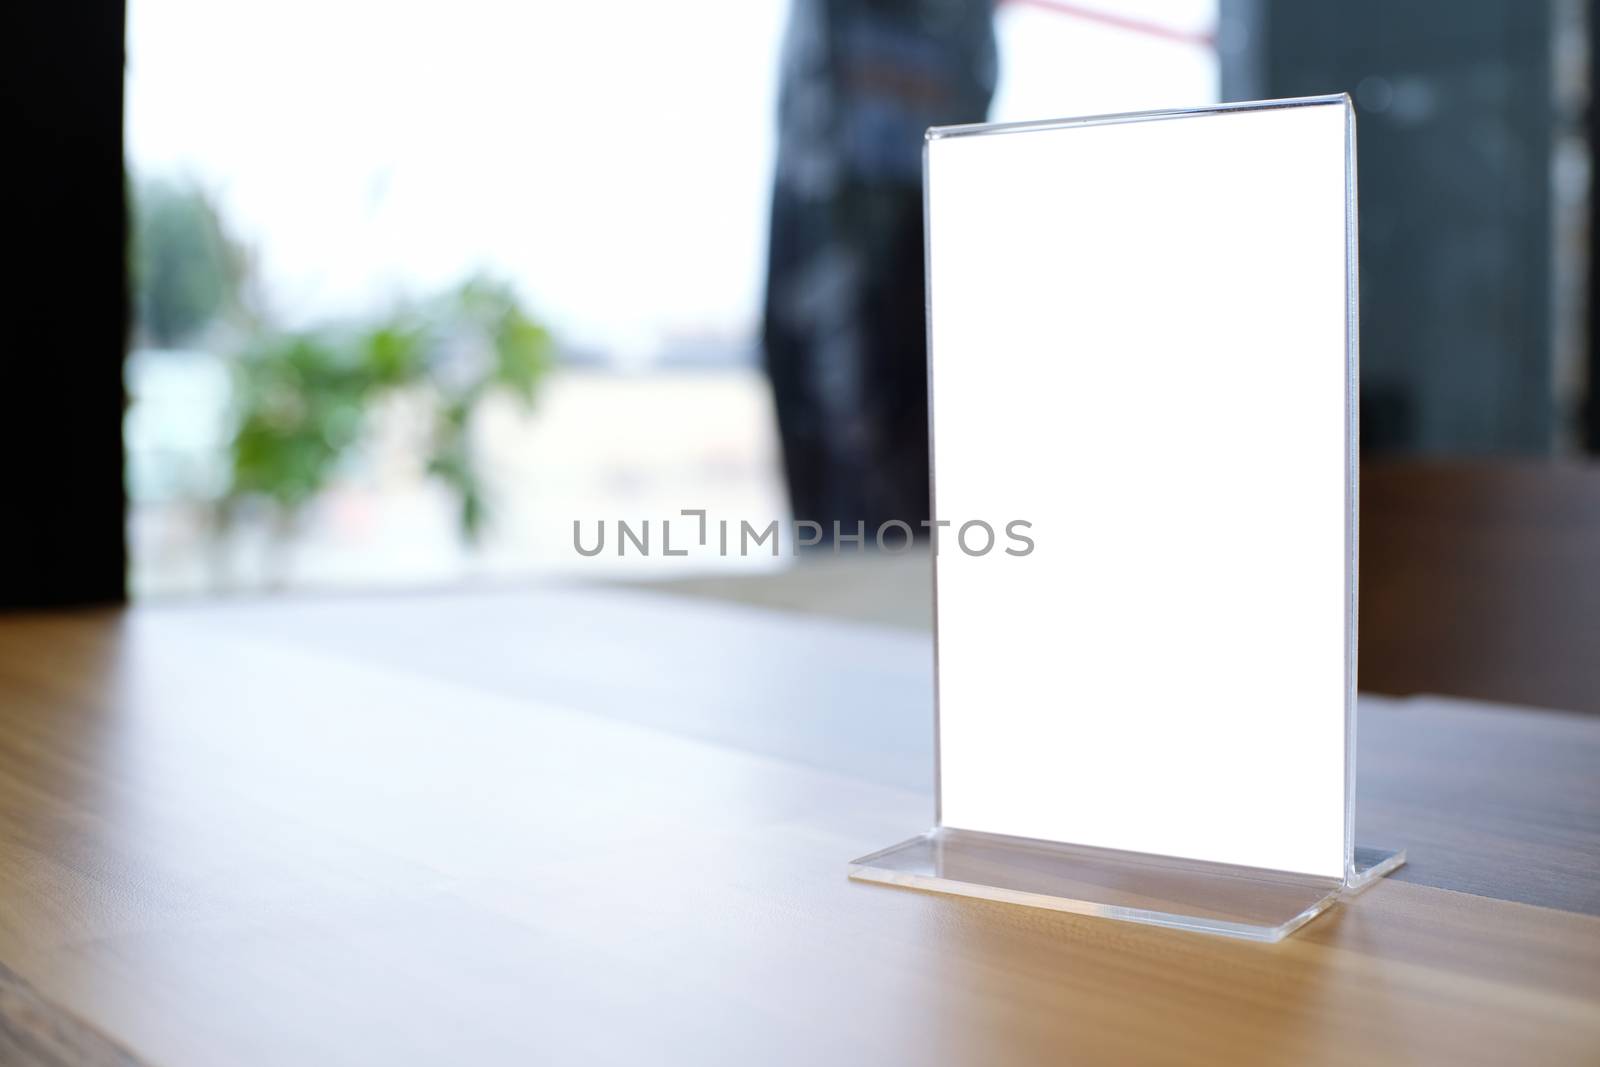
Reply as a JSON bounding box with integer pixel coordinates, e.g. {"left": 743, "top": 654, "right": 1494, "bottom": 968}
{"left": 851, "top": 831, "right": 1404, "bottom": 942}
{"left": 849, "top": 97, "right": 1404, "bottom": 942}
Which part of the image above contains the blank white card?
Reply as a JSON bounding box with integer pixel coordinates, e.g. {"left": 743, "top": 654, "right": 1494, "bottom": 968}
{"left": 928, "top": 99, "right": 1353, "bottom": 878}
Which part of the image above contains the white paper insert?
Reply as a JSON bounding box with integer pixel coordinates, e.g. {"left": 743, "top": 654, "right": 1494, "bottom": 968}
{"left": 928, "top": 100, "right": 1352, "bottom": 878}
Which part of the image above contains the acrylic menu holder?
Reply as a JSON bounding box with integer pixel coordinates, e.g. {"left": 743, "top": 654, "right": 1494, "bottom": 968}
{"left": 849, "top": 96, "right": 1404, "bottom": 942}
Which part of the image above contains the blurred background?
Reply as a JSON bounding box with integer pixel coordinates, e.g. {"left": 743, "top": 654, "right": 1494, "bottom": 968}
{"left": 5, "top": 0, "right": 1599, "bottom": 710}
{"left": 117, "top": 0, "right": 1214, "bottom": 597}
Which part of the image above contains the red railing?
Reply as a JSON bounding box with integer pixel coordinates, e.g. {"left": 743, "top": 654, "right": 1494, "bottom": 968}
{"left": 1001, "top": 0, "right": 1216, "bottom": 49}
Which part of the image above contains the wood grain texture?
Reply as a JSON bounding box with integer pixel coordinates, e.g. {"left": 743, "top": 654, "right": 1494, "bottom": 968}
{"left": 1359, "top": 459, "right": 1600, "bottom": 714}
{"left": 181, "top": 589, "right": 1600, "bottom": 914}
{"left": 0, "top": 959, "right": 141, "bottom": 1067}
{"left": 1358, "top": 694, "right": 1600, "bottom": 915}
{"left": 0, "top": 597, "right": 1595, "bottom": 1065}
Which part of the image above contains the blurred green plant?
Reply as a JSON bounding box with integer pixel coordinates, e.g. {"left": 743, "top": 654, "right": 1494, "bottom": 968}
{"left": 131, "top": 178, "right": 250, "bottom": 347}
{"left": 128, "top": 175, "right": 552, "bottom": 548}
{"left": 226, "top": 277, "right": 553, "bottom": 543}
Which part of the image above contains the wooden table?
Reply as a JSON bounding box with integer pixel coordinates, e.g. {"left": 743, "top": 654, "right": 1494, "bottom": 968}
{"left": 0, "top": 589, "right": 1596, "bottom": 1065}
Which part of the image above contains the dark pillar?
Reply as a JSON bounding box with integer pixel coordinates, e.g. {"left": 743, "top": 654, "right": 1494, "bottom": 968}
{"left": 0, "top": 2, "right": 128, "bottom": 606}
{"left": 1220, "top": 0, "right": 1558, "bottom": 455}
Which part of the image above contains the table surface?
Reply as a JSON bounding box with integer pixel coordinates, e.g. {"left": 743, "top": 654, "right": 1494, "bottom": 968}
{"left": 0, "top": 588, "right": 1597, "bottom": 1066}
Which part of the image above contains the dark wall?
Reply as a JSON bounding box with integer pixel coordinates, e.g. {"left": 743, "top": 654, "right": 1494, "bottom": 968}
{"left": 1220, "top": 0, "right": 1557, "bottom": 454}
{"left": 0, "top": 2, "right": 128, "bottom": 606}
